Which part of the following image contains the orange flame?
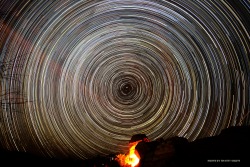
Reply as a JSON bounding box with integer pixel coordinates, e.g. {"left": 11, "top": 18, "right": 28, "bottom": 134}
{"left": 116, "top": 141, "right": 141, "bottom": 167}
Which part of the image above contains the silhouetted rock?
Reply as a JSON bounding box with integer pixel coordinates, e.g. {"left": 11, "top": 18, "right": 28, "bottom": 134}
{"left": 130, "top": 134, "right": 149, "bottom": 143}
{"left": 135, "top": 136, "right": 188, "bottom": 167}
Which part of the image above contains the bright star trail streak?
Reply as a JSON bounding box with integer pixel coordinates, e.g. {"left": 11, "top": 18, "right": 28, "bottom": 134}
{"left": 0, "top": 0, "right": 249, "bottom": 160}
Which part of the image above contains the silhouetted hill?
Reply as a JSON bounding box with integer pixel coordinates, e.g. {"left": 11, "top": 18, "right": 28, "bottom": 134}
{"left": 184, "top": 126, "right": 250, "bottom": 167}
{"left": 135, "top": 126, "right": 250, "bottom": 167}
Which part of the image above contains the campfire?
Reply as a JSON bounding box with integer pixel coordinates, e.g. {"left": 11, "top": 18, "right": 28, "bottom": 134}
{"left": 116, "top": 134, "right": 150, "bottom": 167}
{"left": 116, "top": 140, "right": 141, "bottom": 167}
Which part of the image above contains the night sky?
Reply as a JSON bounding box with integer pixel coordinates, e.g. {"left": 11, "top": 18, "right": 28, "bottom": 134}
{"left": 0, "top": 0, "right": 249, "bottom": 162}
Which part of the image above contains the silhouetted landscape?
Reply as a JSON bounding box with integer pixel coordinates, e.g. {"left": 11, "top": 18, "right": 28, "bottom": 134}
{"left": 1, "top": 125, "right": 249, "bottom": 167}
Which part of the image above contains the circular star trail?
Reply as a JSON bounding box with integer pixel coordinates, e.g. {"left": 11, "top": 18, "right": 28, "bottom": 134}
{"left": 0, "top": 0, "right": 249, "bottom": 159}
